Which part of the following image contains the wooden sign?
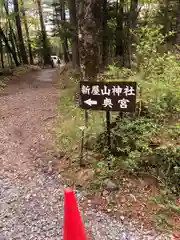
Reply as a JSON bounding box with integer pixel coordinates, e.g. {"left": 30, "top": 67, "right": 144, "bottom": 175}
{"left": 79, "top": 81, "right": 137, "bottom": 112}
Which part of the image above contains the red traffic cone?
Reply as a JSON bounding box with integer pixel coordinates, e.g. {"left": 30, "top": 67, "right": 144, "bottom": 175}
{"left": 63, "top": 188, "right": 88, "bottom": 240}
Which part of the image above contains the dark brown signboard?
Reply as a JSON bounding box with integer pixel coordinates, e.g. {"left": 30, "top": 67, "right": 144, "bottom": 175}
{"left": 79, "top": 81, "right": 137, "bottom": 112}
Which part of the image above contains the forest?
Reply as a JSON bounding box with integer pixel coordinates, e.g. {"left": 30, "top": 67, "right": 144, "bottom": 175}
{"left": 1, "top": 0, "right": 180, "bottom": 71}
{"left": 0, "top": 0, "right": 180, "bottom": 233}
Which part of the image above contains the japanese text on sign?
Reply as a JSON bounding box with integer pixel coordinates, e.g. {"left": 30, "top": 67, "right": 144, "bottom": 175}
{"left": 79, "top": 81, "right": 137, "bottom": 112}
{"left": 81, "top": 85, "right": 135, "bottom": 97}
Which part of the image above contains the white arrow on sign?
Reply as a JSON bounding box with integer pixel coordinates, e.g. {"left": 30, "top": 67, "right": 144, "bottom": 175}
{"left": 84, "top": 98, "right": 97, "bottom": 106}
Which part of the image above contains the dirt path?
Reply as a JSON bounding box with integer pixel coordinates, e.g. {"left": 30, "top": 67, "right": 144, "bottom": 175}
{"left": 0, "top": 69, "right": 171, "bottom": 240}
{"left": 0, "top": 69, "right": 63, "bottom": 239}
{"left": 0, "top": 68, "right": 58, "bottom": 177}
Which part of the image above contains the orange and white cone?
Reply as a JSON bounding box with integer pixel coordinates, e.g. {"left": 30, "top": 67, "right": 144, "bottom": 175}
{"left": 63, "top": 188, "right": 88, "bottom": 240}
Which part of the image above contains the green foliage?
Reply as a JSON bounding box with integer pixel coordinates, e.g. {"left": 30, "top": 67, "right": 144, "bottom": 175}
{"left": 167, "top": 123, "right": 180, "bottom": 139}
{"left": 151, "top": 189, "right": 180, "bottom": 230}
{"left": 0, "top": 79, "right": 6, "bottom": 88}
{"left": 96, "top": 120, "right": 179, "bottom": 193}
{"left": 155, "top": 0, "right": 178, "bottom": 41}
{"left": 95, "top": 26, "right": 180, "bottom": 194}
{"left": 105, "top": 64, "right": 135, "bottom": 80}
{"left": 149, "top": 145, "right": 180, "bottom": 193}
{"left": 134, "top": 26, "right": 180, "bottom": 118}
{"left": 154, "top": 213, "right": 170, "bottom": 230}
{"left": 111, "top": 117, "right": 158, "bottom": 156}
{"left": 56, "top": 66, "right": 104, "bottom": 153}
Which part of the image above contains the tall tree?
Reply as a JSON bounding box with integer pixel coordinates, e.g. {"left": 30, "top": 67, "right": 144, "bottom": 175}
{"left": 53, "top": 2, "right": 62, "bottom": 54}
{"left": 78, "top": 0, "right": 103, "bottom": 81}
{"left": 52, "top": 1, "right": 68, "bottom": 61}
{"left": 68, "top": 0, "right": 80, "bottom": 68}
{"left": 20, "top": 0, "right": 34, "bottom": 64}
{"left": 115, "top": 0, "right": 124, "bottom": 61}
{"left": 4, "top": 0, "right": 22, "bottom": 63}
{"left": 0, "top": 38, "right": 4, "bottom": 68}
{"left": 36, "top": 0, "right": 51, "bottom": 65}
{"left": 176, "top": 0, "right": 180, "bottom": 46}
{"left": 59, "top": 0, "right": 69, "bottom": 62}
{"left": 162, "top": 0, "right": 170, "bottom": 36}
{"left": 13, "top": 0, "right": 28, "bottom": 64}
{"left": 102, "top": 0, "right": 108, "bottom": 65}
{"left": 0, "top": 27, "right": 20, "bottom": 66}
{"left": 124, "top": 0, "right": 138, "bottom": 68}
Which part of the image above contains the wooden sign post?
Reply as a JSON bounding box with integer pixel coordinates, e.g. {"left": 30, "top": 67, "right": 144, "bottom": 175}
{"left": 78, "top": 81, "right": 137, "bottom": 165}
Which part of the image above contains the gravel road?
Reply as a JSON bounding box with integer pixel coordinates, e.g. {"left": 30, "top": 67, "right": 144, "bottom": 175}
{"left": 0, "top": 69, "right": 171, "bottom": 240}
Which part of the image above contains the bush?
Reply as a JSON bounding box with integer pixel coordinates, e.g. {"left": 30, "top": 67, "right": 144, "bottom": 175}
{"left": 94, "top": 26, "right": 180, "bottom": 194}
{"left": 148, "top": 145, "right": 180, "bottom": 193}
{"left": 135, "top": 26, "right": 180, "bottom": 118}
{"left": 95, "top": 116, "right": 179, "bottom": 193}
{"left": 96, "top": 117, "right": 158, "bottom": 155}
{"left": 56, "top": 65, "right": 104, "bottom": 154}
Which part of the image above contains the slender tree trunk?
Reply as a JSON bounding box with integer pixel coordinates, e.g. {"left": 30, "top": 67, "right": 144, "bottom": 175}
{"left": 102, "top": 0, "right": 108, "bottom": 65}
{"left": 13, "top": 0, "right": 28, "bottom": 64}
{"left": 54, "top": 5, "right": 62, "bottom": 56}
{"left": 20, "top": 0, "right": 34, "bottom": 64}
{"left": 4, "top": 1, "right": 22, "bottom": 63}
{"left": 0, "top": 39, "right": 4, "bottom": 69}
{"left": 37, "top": 0, "right": 51, "bottom": 65}
{"left": 77, "top": 0, "right": 103, "bottom": 81}
{"left": 10, "top": 31, "right": 22, "bottom": 63}
{"left": 9, "top": 51, "right": 13, "bottom": 68}
{"left": 129, "top": 0, "right": 138, "bottom": 32}
{"left": 176, "top": 1, "right": 180, "bottom": 46}
{"left": 115, "top": 0, "right": 124, "bottom": 62}
{"left": 162, "top": 0, "right": 170, "bottom": 36}
{"left": 0, "top": 27, "right": 20, "bottom": 66}
{"left": 127, "top": 0, "right": 138, "bottom": 66}
{"left": 68, "top": 0, "right": 80, "bottom": 68}
{"left": 59, "top": 0, "right": 69, "bottom": 62}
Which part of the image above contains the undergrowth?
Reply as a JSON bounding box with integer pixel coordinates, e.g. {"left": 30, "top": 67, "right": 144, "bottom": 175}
{"left": 56, "top": 27, "right": 180, "bottom": 196}
{"left": 94, "top": 27, "right": 180, "bottom": 194}
{"left": 55, "top": 28, "right": 180, "bottom": 235}
{"left": 56, "top": 64, "right": 105, "bottom": 155}
{"left": 0, "top": 65, "right": 41, "bottom": 90}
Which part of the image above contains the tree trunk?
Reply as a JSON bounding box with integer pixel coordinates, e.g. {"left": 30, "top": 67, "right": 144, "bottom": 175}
{"left": 162, "top": 0, "right": 170, "bottom": 36}
{"left": 0, "top": 39, "right": 4, "bottom": 69}
{"left": 20, "top": 0, "right": 34, "bottom": 64}
{"left": 77, "top": 0, "right": 103, "bottom": 81}
{"left": 10, "top": 31, "right": 22, "bottom": 63}
{"left": 129, "top": 0, "right": 138, "bottom": 31}
{"left": 13, "top": 0, "right": 28, "bottom": 64}
{"left": 68, "top": 0, "right": 80, "bottom": 68}
{"left": 37, "top": 0, "right": 51, "bottom": 65}
{"left": 115, "top": 0, "right": 124, "bottom": 61}
{"left": 0, "top": 27, "right": 20, "bottom": 66}
{"left": 54, "top": 4, "right": 62, "bottom": 54}
{"left": 127, "top": 0, "right": 138, "bottom": 66}
{"left": 4, "top": 1, "right": 22, "bottom": 63}
{"left": 176, "top": 1, "right": 180, "bottom": 46}
{"left": 59, "top": 0, "right": 69, "bottom": 62}
{"left": 102, "top": 0, "right": 108, "bottom": 65}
